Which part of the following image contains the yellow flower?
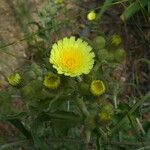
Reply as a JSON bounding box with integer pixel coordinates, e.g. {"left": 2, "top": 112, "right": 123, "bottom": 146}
{"left": 43, "top": 73, "right": 60, "bottom": 89}
{"left": 8, "top": 73, "right": 22, "bottom": 86}
{"left": 87, "top": 11, "right": 96, "bottom": 21}
{"left": 50, "top": 37, "right": 95, "bottom": 77}
{"left": 90, "top": 80, "right": 106, "bottom": 96}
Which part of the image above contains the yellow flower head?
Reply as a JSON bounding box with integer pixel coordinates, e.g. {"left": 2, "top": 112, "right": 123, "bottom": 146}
{"left": 90, "top": 80, "right": 106, "bottom": 96}
{"left": 87, "top": 11, "right": 96, "bottom": 21}
{"left": 8, "top": 73, "right": 22, "bottom": 86}
{"left": 43, "top": 73, "right": 60, "bottom": 89}
{"left": 50, "top": 37, "right": 95, "bottom": 77}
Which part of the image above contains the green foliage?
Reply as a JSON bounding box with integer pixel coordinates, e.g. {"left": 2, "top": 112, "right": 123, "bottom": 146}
{"left": 121, "top": 0, "right": 149, "bottom": 21}
{"left": 98, "top": 0, "right": 114, "bottom": 20}
{"left": 98, "top": 0, "right": 149, "bottom": 22}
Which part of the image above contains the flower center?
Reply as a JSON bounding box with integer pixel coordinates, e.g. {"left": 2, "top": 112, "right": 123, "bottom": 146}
{"left": 65, "top": 58, "right": 75, "bottom": 68}
{"left": 47, "top": 76, "right": 58, "bottom": 84}
{"left": 61, "top": 50, "right": 80, "bottom": 70}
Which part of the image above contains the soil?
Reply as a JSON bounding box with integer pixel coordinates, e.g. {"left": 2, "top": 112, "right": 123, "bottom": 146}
{"left": 0, "top": 0, "right": 46, "bottom": 79}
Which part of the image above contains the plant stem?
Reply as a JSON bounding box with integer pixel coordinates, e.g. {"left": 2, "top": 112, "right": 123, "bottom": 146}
{"left": 76, "top": 97, "right": 90, "bottom": 117}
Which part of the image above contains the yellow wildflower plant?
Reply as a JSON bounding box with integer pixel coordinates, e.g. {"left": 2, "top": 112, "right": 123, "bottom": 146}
{"left": 50, "top": 37, "right": 95, "bottom": 77}
{"left": 8, "top": 73, "right": 22, "bottom": 86}
{"left": 87, "top": 11, "right": 96, "bottom": 21}
{"left": 90, "top": 80, "right": 106, "bottom": 96}
{"left": 43, "top": 73, "right": 60, "bottom": 89}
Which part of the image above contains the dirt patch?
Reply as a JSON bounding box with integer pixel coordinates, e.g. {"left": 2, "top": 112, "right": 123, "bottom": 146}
{"left": 0, "top": 0, "right": 47, "bottom": 80}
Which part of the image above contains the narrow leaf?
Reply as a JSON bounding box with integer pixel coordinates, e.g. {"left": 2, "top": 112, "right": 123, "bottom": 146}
{"left": 98, "top": 0, "right": 114, "bottom": 20}
{"left": 120, "top": 0, "right": 149, "bottom": 21}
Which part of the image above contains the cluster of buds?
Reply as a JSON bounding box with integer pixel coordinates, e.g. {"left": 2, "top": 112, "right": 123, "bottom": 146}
{"left": 7, "top": 71, "right": 61, "bottom": 91}
{"left": 93, "top": 35, "right": 126, "bottom": 63}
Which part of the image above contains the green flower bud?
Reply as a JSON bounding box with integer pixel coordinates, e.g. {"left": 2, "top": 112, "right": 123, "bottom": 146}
{"left": 106, "top": 52, "right": 115, "bottom": 62}
{"left": 98, "top": 49, "right": 109, "bottom": 60}
{"left": 101, "top": 102, "right": 114, "bottom": 115}
{"left": 93, "top": 36, "right": 106, "bottom": 49}
{"left": 114, "top": 48, "right": 126, "bottom": 62}
{"left": 90, "top": 80, "right": 106, "bottom": 96}
{"left": 98, "top": 49, "right": 114, "bottom": 62}
{"left": 97, "top": 111, "right": 112, "bottom": 124}
{"left": 28, "top": 71, "right": 36, "bottom": 79}
{"left": 110, "top": 34, "right": 122, "bottom": 47}
{"left": 21, "top": 80, "right": 42, "bottom": 100}
{"left": 43, "top": 73, "right": 60, "bottom": 90}
{"left": 30, "top": 63, "right": 42, "bottom": 76}
{"left": 21, "top": 84, "right": 34, "bottom": 98}
{"left": 8, "top": 73, "right": 23, "bottom": 87}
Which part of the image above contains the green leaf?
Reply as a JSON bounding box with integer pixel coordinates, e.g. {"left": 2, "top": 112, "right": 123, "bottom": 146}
{"left": 98, "top": 0, "right": 114, "bottom": 20}
{"left": 109, "top": 92, "right": 150, "bottom": 135}
{"left": 120, "top": 0, "right": 149, "bottom": 21}
{"left": 138, "top": 58, "right": 150, "bottom": 70}
{"left": 8, "top": 119, "right": 31, "bottom": 139}
{"left": 148, "top": 2, "right": 150, "bottom": 13}
{"left": 31, "top": 111, "right": 83, "bottom": 150}
{"left": 0, "top": 139, "right": 29, "bottom": 150}
{"left": 0, "top": 112, "right": 31, "bottom": 139}
{"left": 0, "top": 112, "right": 27, "bottom": 120}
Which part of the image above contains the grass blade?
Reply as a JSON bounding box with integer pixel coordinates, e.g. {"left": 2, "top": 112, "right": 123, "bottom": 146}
{"left": 120, "top": 0, "right": 149, "bottom": 21}
{"left": 98, "top": 0, "right": 114, "bottom": 20}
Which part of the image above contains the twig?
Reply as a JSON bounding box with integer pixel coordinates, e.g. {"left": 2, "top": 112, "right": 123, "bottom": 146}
{"left": 136, "top": 118, "right": 146, "bottom": 135}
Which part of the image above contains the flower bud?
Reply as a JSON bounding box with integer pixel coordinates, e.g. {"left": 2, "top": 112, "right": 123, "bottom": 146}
{"left": 43, "top": 73, "right": 60, "bottom": 90}
{"left": 30, "top": 63, "right": 42, "bottom": 77}
{"left": 28, "top": 71, "right": 36, "bottom": 79}
{"left": 106, "top": 52, "right": 115, "bottom": 62}
{"left": 97, "top": 111, "right": 111, "bottom": 124}
{"left": 114, "top": 48, "right": 126, "bottom": 62}
{"left": 101, "top": 102, "right": 114, "bottom": 115}
{"left": 90, "top": 80, "right": 106, "bottom": 96}
{"left": 87, "top": 11, "right": 96, "bottom": 21}
{"left": 93, "top": 36, "right": 106, "bottom": 49}
{"left": 98, "top": 49, "right": 108, "bottom": 60}
{"left": 110, "top": 34, "right": 122, "bottom": 47}
{"left": 8, "top": 73, "right": 23, "bottom": 87}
